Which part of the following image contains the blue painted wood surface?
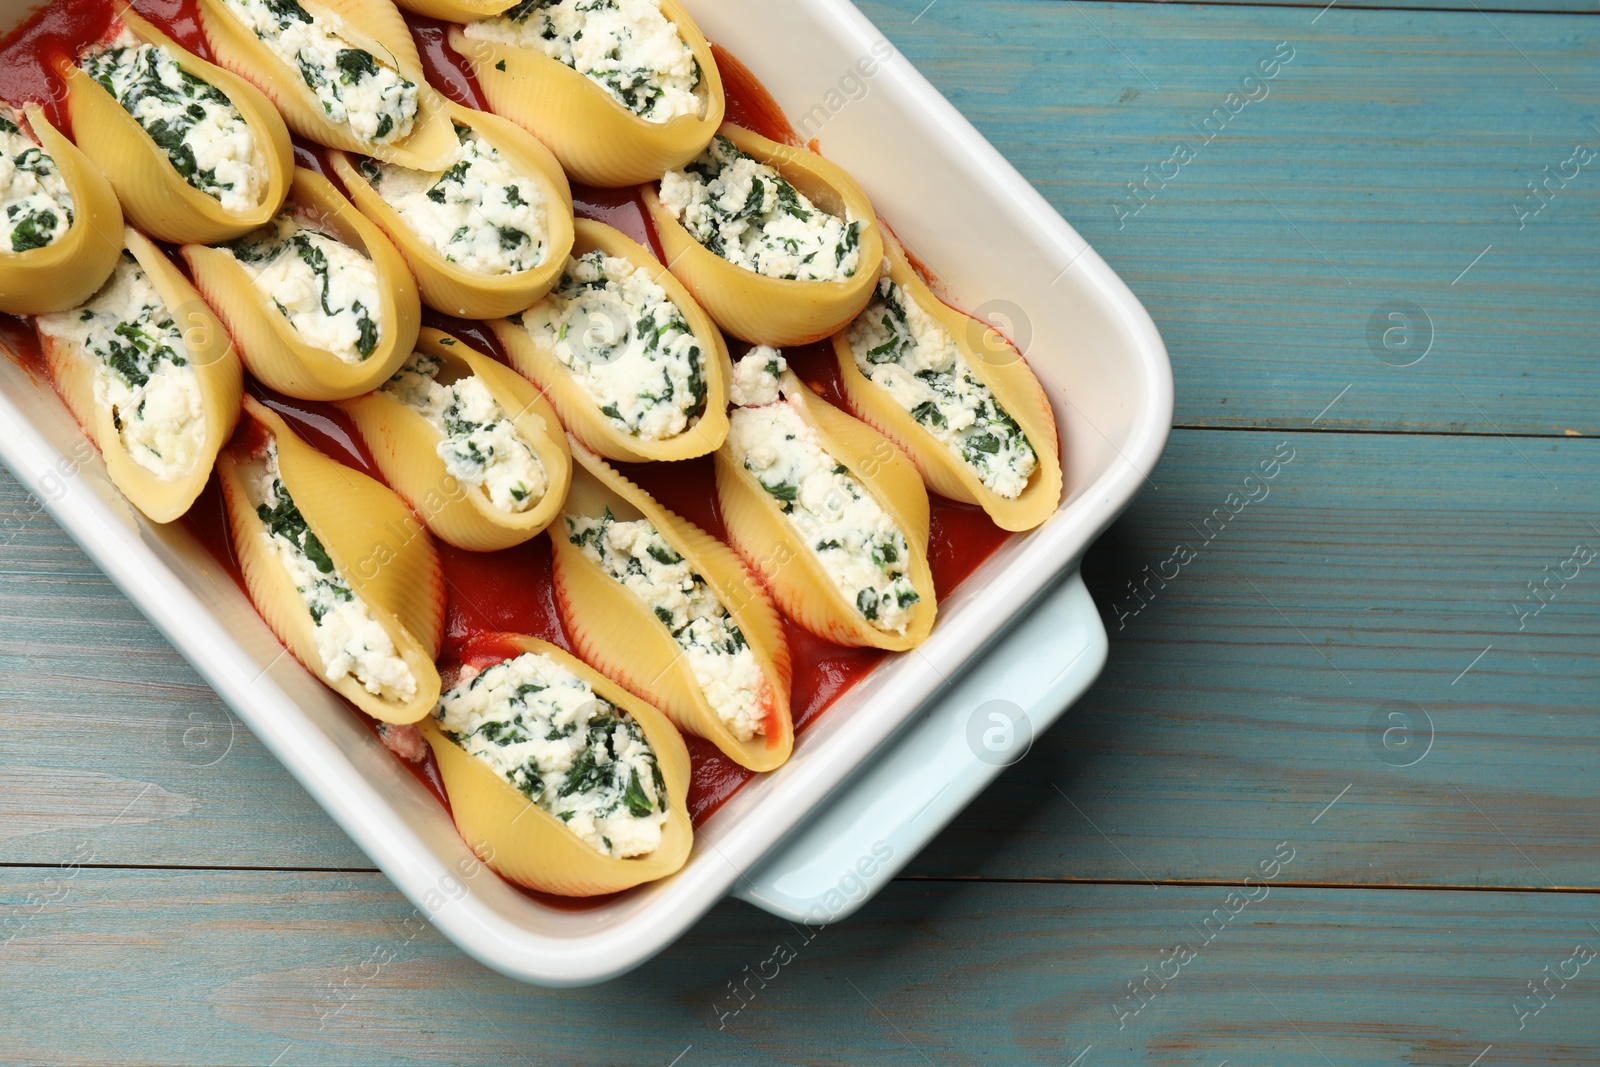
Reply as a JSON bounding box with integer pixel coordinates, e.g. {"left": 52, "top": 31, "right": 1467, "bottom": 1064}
{"left": 1, "top": 0, "right": 1598, "bottom": 1063}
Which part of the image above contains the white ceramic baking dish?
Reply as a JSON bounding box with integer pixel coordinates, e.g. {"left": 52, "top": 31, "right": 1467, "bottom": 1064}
{"left": 0, "top": 0, "right": 1171, "bottom": 985}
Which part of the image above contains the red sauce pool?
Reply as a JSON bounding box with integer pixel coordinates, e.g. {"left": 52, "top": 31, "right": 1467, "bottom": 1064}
{"left": 0, "top": 2, "right": 1019, "bottom": 887}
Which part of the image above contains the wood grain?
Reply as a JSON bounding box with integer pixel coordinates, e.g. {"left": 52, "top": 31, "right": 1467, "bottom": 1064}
{"left": 1031, "top": 0, "right": 1600, "bottom": 13}
{"left": 3, "top": 869, "right": 1597, "bottom": 1066}
{"left": 859, "top": 0, "right": 1600, "bottom": 435}
{"left": 912, "top": 427, "right": 1600, "bottom": 886}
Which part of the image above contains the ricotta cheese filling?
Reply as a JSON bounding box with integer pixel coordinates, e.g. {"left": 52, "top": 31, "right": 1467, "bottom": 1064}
{"left": 251, "top": 442, "right": 418, "bottom": 703}
{"left": 436, "top": 652, "right": 669, "bottom": 858}
{"left": 847, "top": 279, "right": 1039, "bottom": 499}
{"left": 380, "top": 351, "right": 549, "bottom": 513}
{"left": 567, "top": 508, "right": 768, "bottom": 741}
{"left": 463, "top": 0, "right": 702, "bottom": 123}
{"left": 0, "top": 111, "right": 74, "bottom": 253}
{"left": 365, "top": 125, "right": 548, "bottom": 276}
{"left": 224, "top": 0, "right": 418, "bottom": 147}
{"left": 726, "top": 350, "right": 920, "bottom": 635}
{"left": 228, "top": 214, "right": 382, "bottom": 364}
{"left": 658, "top": 135, "right": 863, "bottom": 283}
{"left": 518, "top": 250, "right": 706, "bottom": 440}
{"left": 36, "top": 255, "right": 205, "bottom": 480}
{"left": 79, "top": 29, "right": 263, "bottom": 214}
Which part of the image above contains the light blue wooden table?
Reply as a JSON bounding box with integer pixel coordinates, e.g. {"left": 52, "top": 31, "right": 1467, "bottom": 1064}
{"left": 3, "top": 0, "right": 1598, "bottom": 1063}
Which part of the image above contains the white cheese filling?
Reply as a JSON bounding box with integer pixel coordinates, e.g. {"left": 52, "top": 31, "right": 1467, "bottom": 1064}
{"left": 224, "top": 0, "right": 418, "bottom": 147}
{"left": 250, "top": 442, "right": 417, "bottom": 703}
{"left": 726, "top": 350, "right": 920, "bottom": 634}
{"left": 0, "top": 111, "right": 74, "bottom": 254}
{"left": 567, "top": 508, "right": 768, "bottom": 741}
{"left": 436, "top": 652, "right": 669, "bottom": 859}
{"left": 36, "top": 255, "right": 205, "bottom": 481}
{"left": 728, "top": 344, "right": 784, "bottom": 408}
{"left": 229, "top": 214, "right": 383, "bottom": 364}
{"left": 381, "top": 351, "right": 548, "bottom": 513}
{"left": 847, "top": 279, "right": 1039, "bottom": 499}
{"left": 518, "top": 250, "right": 707, "bottom": 441}
{"left": 79, "top": 29, "right": 264, "bottom": 215}
{"left": 367, "top": 125, "right": 548, "bottom": 276}
{"left": 463, "top": 0, "right": 702, "bottom": 123}
{"left": 658, "top": 135, "right": 862, "bottom": 283}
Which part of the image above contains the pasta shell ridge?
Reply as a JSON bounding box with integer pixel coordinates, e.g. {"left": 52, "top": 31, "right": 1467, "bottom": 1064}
{"left": 181, "top": 167, "right": 420, "bottom": 401}
{"left": 446, "top": 0, "right": 724, "bottom": 187}
{"left": 0, "top": 106, "right": 122, "bottom": 316}
{"left": 642, "top": 123, "right": 883, "bottom": 346}
{"left": 496, "top": 218, "right": 730, "bottom": 463}
{"left": 421, "top": 634, "right": 692, "bottom": 897}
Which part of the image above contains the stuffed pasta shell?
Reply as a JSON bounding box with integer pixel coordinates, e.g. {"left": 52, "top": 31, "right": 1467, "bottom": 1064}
{"left": 449, "top": 0, "right": 723, "bottom": 187}
{"left": 494, "top": 219, "right": 728, "bottom": 463}
{"left": 421, "top": 634, "right": 692, "bottom": 896}
{"left": 341, "top": 328, "right": 572, "bottom": 552}
{"left": 219, "top": 396, "right": 444, "bottom": 723}
{"left": 63, "top": 9, "right": 292, "bottom": 245}
{"left": 552, "top": 443, "right": 792, "bottom": 771}
{"left": 182, "top": 167, "right": 419, "bottom": 401}
{"left": 833, "top": 234, "right": 1063, "bottom": 531}
{"left": 36, "top": 229, "right": 240, "bottom": 523}
{"left": 329, "top": 104, "right": 574, "bottom": 319}
{"left": 644, "top": 124, "right": 883, "bottom": 346}
{"left": 196, "top": 0, "right": 456, "bottom": 169}
{"left": 716, "top": 350, "right": 935, "bottom": 650}
{"left": 0, "top": 104, "right": 122, "bottom": 316}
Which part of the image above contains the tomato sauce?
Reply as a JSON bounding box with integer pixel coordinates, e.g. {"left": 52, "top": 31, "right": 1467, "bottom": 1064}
{"left": 709, "top": 43, "right": 800, "bottom": 147}
{"left": 0, "top": 2, "right": 1016, "bottom": 847}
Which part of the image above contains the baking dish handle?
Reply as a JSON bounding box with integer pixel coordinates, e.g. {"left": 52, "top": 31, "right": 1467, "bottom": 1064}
{"left": 732, "top": 568, "right": 1108, "bottom": 924}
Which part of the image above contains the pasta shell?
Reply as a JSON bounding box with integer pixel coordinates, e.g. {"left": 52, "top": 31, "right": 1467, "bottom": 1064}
{"left": 328, "top": 102, "right": 574, "bottom": 319}
{"left": 391, "top": 0, "right": 516, "bottom": 22}
{"left": 551, "top": 442, "right": 793, "bottom": 771}
{"left": 217, "top": 396, "right": 444, "bottom": 723}
{"left": 196, "top": 0, "right": 457, "bottom": 170}
{"left": 447, "top": 0, "right": 724, "bottom": 187}
{"left": 493, "top": 218, "right": 730, "bottom": 463}
{"left": 38, "top": 227, "right": 241, "bottom": 523}
{"left": 642, "top": 123, "right": 884, "bottom": 346}
{"left": 716, "top": 370, "right": 936, "bottom": 650}
{"left": 419, "top": 634, "right": 693, "bottom": 897}
{"left": 180, "top": 166, "right": 421, "bottom": 401}
{"left": 340, "top": 327, "right": 572, "bottom": 552}
{"left": 0, "top": 105, "right": 123, "bottom": 316}
{"left": 60, "top": 9, "right": 293, "bottom": 245}
{"left": 832, "top": 232, "right": 1064, "bottom": 532}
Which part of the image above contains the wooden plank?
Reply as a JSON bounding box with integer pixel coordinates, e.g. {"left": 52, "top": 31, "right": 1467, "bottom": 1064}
{"left": 1034, "top": 0, "right": 1600, "bottom": 14}
{"left": 858, "top": 0, "right": 1600, "bottom": 435}
{"left": 5, "top": 428, "right": 1598, "bottom": 888}
{"left": 0, "top": 472, "right": 370, "bottom": 871}
{"left": 910, "top": 427, "right": 1600, "bottom": 886}
{"left": 2, "top": 868, "right": 1597, "bottom": 1065}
